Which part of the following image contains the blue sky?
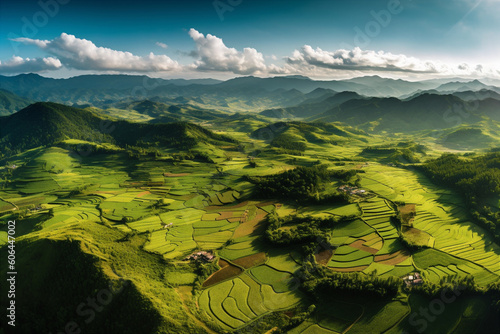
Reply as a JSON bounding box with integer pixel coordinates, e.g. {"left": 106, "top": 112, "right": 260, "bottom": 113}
{"left": 0, "top": 0, "right": 499, "bottom": 79}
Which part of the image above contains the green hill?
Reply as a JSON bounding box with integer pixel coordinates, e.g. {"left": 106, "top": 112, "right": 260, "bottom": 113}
{"left": 118, "top": 99, "right": 227, "bottom": 122}
{"left": 251, "top": 121, "right": 367, "bottom": 152}
{"left": 441, "top": 127, "right": 496, "bottom": 149}
{"left": 360, "top": 141, "right": 428, "bottom": 163}
{"left": 0, "top": 236, "right": 163, "bottom": 334}
{"left": 0, "top": 102, "right": 237, "bottom": 158}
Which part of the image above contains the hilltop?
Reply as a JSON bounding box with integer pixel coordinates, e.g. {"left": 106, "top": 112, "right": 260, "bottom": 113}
{"left": 251, "top": 121, "right": 367, "bottom": 152}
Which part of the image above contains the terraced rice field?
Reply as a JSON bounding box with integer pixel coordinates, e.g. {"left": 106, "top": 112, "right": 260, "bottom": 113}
{"left": 325, "top": 195, "right": 412, "bottom": 274}
{"left": 198, "top": 273, "right": 302, "bottom": 331}
{"left": 4, "top": 146, "right": 499, "bottom": 333}
{"left": 356, "top": 165, "right": 500, "bottom": 287}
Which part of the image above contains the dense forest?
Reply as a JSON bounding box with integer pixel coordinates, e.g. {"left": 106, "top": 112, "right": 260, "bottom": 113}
{"left": 419, "top": 153, "right": 500, "bottom": 240}
{"left": 302, "top": 267, "right": 400, "bottom": 299}
{"left": 245, "top": 165, "right": 349, "bottom": 203}
{"left": 263, "top": 213, "right": 358, "bottom": 249}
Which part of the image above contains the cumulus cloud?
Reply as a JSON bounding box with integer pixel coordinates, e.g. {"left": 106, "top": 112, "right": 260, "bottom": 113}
{"left": 156, "top": 42, "right": 168, "bottom": 49}
{"left": 285, "top": 46, "right": 444, "bottom": 73}
{"left": 188, "top": 28, "right": 267, "bottom": 75}
{"left": 0, "top": 56, "right": 62, "bottom": 74}
{"left": 11, "top": 33, "right": 180, "bottom": 72}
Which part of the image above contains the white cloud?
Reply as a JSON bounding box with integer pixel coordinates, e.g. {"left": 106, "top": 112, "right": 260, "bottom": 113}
{"left": 156, "top": 42, "right": 168, "bottom": 49}
{"left": 285, "top": 46, "right": 444, "bottom": 73}
{"left": 188, "top": 28, "right": 267, "bottom": 75}
{"left": 0, "top": 56, "right": 62, "bottom": 74}
{"left": 11, "top": 33, "right": 180, "bottom": 72}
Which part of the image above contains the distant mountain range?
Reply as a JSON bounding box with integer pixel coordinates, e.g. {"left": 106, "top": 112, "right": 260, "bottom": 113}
{"left": 2, "top": 73, "right": 499, "bottom": 115}
{"left": 258, "top": 89, "right": 500, "bottom": 132}
{"left": 0, "top": 74, "right": 499, "bottom": 142}
{"left": 310, "top": 93, "right": 495, "bottom": 131}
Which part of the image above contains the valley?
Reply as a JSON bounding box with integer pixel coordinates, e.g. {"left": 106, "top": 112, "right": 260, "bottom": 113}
{"left": 0, "top": 74, "right": 499, "bottom": 334}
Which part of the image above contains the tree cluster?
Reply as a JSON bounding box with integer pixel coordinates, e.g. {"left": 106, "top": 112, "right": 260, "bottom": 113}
{"left": 302, "top": 268, "right": 400, "bottom": 299}
{"left": 246, "top": 165, "right": 348, "bottom": 203}
{"left": 264, "top": 213, "right": 358, "bottom": 249}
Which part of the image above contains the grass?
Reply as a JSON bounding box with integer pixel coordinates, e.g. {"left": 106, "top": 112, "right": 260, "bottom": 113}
{"left": 0, "top": 220, "right": 205, "bottom": 333}
{"left": 391, "top": 294, "right": 490, "bottom": 334}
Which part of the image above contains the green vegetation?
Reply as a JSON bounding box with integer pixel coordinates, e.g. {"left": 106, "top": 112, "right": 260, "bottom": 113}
{"left": 361, "top": 141, "right": 427, "bottom": 163}
{"left": 420, "top": 153, "right": 500, "bottom": 240}
{"left": 302, "top": 268, "right": 400, "bottom": 299}
{"left": 0, "top": 102, "right": 237, "bottom": 160}
{"left": 1, "top": 92, "right": 499, "bottom": 334}
{"left": 246, "top": 165, "right": 348, "bottom": 203}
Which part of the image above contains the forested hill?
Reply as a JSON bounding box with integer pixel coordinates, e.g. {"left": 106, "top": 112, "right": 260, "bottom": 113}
{"left": 250, "top": 121, "right": 367, "bottom": 152}
{"left": 0, "top": 102, "right": 237, "bottom": 158}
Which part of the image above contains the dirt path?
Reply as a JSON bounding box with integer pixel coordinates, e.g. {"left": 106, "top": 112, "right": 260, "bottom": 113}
{"left": 175, "top": 286, "right": 217, "bottom": 334}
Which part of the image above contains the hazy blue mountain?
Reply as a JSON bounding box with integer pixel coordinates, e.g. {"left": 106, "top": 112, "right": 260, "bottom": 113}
{"left": 260, "top": 91, "right": 365, "bottom": 118}
{"left": 435, "top": 79, "right": 497, "bottom": 93}
{"left": 0, "top": 89, "right": 33, "bottom": 115}
{"left": 312, "top": 93, "right": 491, "bottom": 132}
{"left": 452, "top": 89, "right": 500, "bottom": 101}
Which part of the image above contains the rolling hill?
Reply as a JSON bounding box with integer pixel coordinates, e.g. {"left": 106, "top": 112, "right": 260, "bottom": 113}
{"left": 118, "top": 99, "right": 229, "bottom": 122}
{"left": 251, "top": 121, "right": 368, "bottom": 152}
{"left": 439, "top": 127, "right": 498, "bottom": 150}
{"left": 0, "top": 102, "right": 237, "bottom": 158}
